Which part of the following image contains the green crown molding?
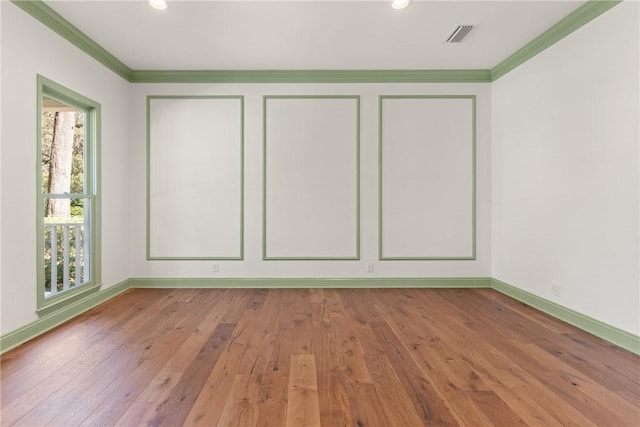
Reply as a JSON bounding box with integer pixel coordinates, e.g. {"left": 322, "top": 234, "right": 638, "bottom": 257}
{"left": 12, "top": 0, "right": 620, "bottom": 84}
{"left": 491, "top": 0, "right": 622, "bottom": 81}
{"left": 11, "top": 0, "right": 133, "bottom": 81}
{"left": 129, "top": 69, "right": 491, "bottom": 84}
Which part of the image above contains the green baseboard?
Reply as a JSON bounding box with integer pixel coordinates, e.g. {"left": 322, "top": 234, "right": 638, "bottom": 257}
{"left": 0, "top": 279, "right": 131, "bottom": 354}
{"left": 129, "top": 277, "right": 492, "bottom": 289}
{"left": 3, "top": 277, "right": 637, "bottom": 356}
{"left": 491, "top": 278, "right": 639, "bottom": 355}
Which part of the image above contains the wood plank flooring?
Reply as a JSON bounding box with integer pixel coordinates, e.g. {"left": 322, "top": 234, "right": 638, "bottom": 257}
{"left": 1, "top": 288, "right": 638, "bottom": 426}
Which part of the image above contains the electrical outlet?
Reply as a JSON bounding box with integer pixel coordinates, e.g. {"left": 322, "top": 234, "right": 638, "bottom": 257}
{"left": 552, "top": 282, "right": 563, "bottom": 297}
{"left": 212, "top": 262, "right": 219, "bottom": 273}
{"left": 366, "top": 262, "right": 374, "bottom": 273}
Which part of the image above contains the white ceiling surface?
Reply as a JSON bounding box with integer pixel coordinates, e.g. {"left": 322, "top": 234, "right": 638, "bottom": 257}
{"left": 45, "top": 1, "right": 585, "bottom": 70}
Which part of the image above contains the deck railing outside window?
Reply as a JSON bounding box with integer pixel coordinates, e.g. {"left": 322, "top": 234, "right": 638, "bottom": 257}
{"left": 44, "top": 218, "right": 89, "bottom": 297}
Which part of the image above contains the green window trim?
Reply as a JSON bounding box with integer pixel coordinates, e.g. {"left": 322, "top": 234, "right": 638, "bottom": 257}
{"left": 36, "top": 75, "right": 102, "bottom": 316}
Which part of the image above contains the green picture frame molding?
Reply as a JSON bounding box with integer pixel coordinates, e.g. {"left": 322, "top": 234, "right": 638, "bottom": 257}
{"left": 146, "top": 95, "right": 245, "bottom": 261}
{"left": 378, "top": 95, "right": 476, "bottom": 261}
{"left": 262, "top": 95, "right": 361, "bottom": 261}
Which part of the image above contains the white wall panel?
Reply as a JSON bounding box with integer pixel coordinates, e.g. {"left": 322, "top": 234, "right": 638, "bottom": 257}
{"left": 380, "top": 96, "right": 475, "bottom": 259}
{"left": 263, "top": 96, "right": 359, "bottom": 259}
{"left": 148, "top": 97, "right": 243, "bottom": 259}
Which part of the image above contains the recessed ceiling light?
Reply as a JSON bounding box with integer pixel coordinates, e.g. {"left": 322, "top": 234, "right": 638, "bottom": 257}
{"left": 149, "top": 0, "right": 167, "bottom": 10}
{"left": 391, "top": 0, "right": 412, "bottom": 10}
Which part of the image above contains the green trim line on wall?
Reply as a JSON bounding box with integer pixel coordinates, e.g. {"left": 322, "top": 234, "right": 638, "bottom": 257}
{"left": 146, "top": 95, "right": 245, "bottom": 260}
{"left": 491, "top": 278, "right": 639, "bottom": 355}
{"left": 11, "top": 0, "right": 621, "bottom": 84}
{"left": 0, "top": 279, "right": 131, "bottom": 354}
{"left": 491, "top": 0, "right": 622, "bottom": 80}
{"left": 378, "top": 95, "right": 476, "bottom": 261}
{"left": 11, "top": 0, "right": 132, "bottom": 81}
{"left": 263, "top": 95, "right": 361, "bottom": 261}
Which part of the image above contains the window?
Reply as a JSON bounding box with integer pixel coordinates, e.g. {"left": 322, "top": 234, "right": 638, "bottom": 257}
{"left": 37, "top": 76, "right": 101, "bottom": 315}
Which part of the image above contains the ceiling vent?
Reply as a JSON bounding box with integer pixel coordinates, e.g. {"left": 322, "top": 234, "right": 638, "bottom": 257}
{"left": 446, "top": 25, "right": 473, "bottom": 43}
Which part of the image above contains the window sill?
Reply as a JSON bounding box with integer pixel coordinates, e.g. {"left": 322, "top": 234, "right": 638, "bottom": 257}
{"left": 36, "top": 282, "right": 102, "bottom": 317}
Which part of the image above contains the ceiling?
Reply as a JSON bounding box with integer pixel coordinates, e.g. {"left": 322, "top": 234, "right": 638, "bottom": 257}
{"left": 44, "top": 0, "right": 585, "bottom": 71}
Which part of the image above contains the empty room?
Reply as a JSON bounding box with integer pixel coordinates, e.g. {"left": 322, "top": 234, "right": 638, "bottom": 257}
{"left": 1, "top": 0, "right": 638, "bottom": 425}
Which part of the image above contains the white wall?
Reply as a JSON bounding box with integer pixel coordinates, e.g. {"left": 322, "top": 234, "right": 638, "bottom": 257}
{"left": 492, "top": 2, "right": 639, "bottom": 335}
{"left": 7, "top": 0, "right": 636, "bottom": 343}
{"left": 0, "top": 1, "right": 4, "bottom": 328}
{"left": 0, "top": 2, "right": 131, "bottom": 334}
{"left": 130, "top": 83, "right": 492, "bottom": 278}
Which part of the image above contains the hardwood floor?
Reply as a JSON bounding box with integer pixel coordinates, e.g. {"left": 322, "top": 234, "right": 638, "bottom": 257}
{"left": 1, "top": 288, "right": 638, "bottom": 426}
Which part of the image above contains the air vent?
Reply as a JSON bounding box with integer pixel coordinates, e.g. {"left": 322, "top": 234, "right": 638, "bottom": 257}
{"left": 446, "top": 25, "right": 473, "bottom": 43}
